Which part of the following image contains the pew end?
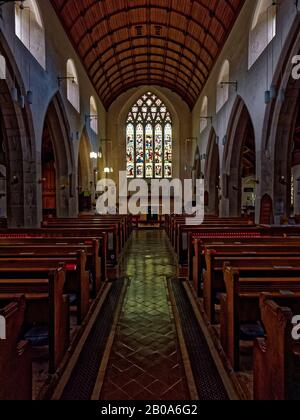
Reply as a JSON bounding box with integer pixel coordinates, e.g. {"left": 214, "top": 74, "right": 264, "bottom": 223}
{"left": 254, "top": 296, "right": 300, "bottom": 400}
{"left": 0, "top": 295, "right": 32, "bottom": 400}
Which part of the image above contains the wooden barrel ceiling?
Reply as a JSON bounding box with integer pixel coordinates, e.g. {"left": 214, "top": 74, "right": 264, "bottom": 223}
{"left": 51, "top": 0, "right": 245, "bottom": 109}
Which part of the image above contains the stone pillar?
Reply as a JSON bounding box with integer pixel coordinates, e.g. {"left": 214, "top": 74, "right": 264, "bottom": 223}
{"left": 292, "top": 165, "right": 300, "bottom": 216}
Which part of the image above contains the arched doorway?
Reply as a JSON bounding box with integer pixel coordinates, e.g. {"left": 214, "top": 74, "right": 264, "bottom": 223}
{"left": 224, "top": 98, "right": 256, "bottom": 218}
{"left": 78, "top": 130, "right": 93, "bottom": 213}
{"left": 260, "top": 194, "right": 273, "bottom": 224}
{"left": 41, "top": 94, "right": 76, "bottom": 219}
{"left": 205, "top": 129, "right": 220, "bottom": 215}
{"left": 261, "top": 20, "right": 300, "bottom": 225}
{"left": 41, "top": 122, "right": 56, "bottom": 217}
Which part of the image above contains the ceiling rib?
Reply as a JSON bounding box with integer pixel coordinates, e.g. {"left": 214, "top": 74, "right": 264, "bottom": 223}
{"left": 50, "top": 0, "right": 245, "bottom": 109}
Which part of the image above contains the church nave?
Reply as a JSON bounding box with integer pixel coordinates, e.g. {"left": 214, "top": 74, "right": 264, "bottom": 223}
{"left": 0, "top": 0, "right": 300, "bottom": 402}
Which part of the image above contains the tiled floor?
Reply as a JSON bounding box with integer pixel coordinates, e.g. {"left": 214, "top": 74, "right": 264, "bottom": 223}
{"left": 100, "top": 230, "right": 190, "bottom": 400}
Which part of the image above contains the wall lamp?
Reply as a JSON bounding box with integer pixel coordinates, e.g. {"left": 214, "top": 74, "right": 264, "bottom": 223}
{"left": 11, "top": 176, "right": 19, "bottom": 185}
{"left": 220, "top": 81, "right": 238, "bottom": 91}
{"left": 58, "top": 76, "right": 76, "bottom": 87}
{"left": 279, "top": 176, "right": 287, "bottom": 186}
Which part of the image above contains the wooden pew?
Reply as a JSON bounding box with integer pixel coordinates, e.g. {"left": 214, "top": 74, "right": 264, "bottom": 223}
{"left": 0, "top": 266, "right": 69, "bottom": 374}
{"left": 0, "top": 241, "right": 101, "bottom": 297}
{"left": 204, "top": 254, "right": 300, "bottom": 324}
{"left": 0, "top": 226, "right": 118, "bottom": 270}
{"left": 0, "top": 295, "right": 32, "bottom": 400}
{"left": 176, "top": 223, "right": 257, "bottom": 264}
{"left": 189, "top": 238, "right": 300, "bottom": 289}
{"left": 44, "top": 215, "right": 131, "bottom": 246}
{"left": 0, "top": 251, "right": 89, "bottom": 325}
{"left": 41, "top": 220, "right": 123, "bottom": 261}
{"left": 187, "top": 225, "right": 300, "bottom": 281}
{"left": 0, "top": 236, "right": 107, "bottom": 284}
{"left": 253, "top": 294, "right": 300, "bottom": 400}
{"left": 221, "top": 264, "right": 300, "bottom": 371}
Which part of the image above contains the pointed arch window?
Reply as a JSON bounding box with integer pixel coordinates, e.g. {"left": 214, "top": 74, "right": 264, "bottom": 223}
{"left": 216, "top": 60, "right": 230, "bottom": 112}
{"left": 67, "top": 59, "right": 80, "bottom": 112}
{"left": 249, "top": 0, "right": 277, "bottom": 68}
{"left": 90, "top": 96, "right": 98, "bottom": 134}
{"left": 15, "top": 0, "right": 46, "bottom": 68}
{"left": 200, "top": 97, "right": 208, "bottom": 134}
{"left": 126, "top": 92, "right": 173, "bottom": 179}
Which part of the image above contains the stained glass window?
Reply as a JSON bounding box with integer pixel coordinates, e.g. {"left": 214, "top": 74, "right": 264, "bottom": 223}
{"left": 126, "top": 92, "right": 173, "bottom": 178}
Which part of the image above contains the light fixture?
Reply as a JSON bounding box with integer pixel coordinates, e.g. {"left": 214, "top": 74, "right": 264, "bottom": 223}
{"left": 19, "top": 94, "right": 25, "bottom": 109}
{"left": 98, "top": 146, "right": 103, "bottom": 159}
{"left": 57, "top": 76, "right": 76, "bottom": 87}
{"left": 11, "top": 175, "right": 19, "bottom": 185}
{"left": 279, "top": 176, "right": 287, "bottom": 185}
{"left": 90, "top": 152, "right": 98, "bottom": 160}
{"left": 104, "top": 167, "right": 110, "bottom": 173}
{"left": 220, "top": 81, "right": 238, "bottom": 91}
{"left": 265, "top": 90, "right": 271, "bottom": 104}
{"left": 11, "top": 87, "right": 18, "bottom": 102}
{"left": 27, "top": 90, "right": 33, "bottom": 105}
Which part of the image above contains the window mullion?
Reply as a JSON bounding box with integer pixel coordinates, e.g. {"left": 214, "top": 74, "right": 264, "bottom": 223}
{"left": 134, "top": 124, "right": 137, "bottom": 178}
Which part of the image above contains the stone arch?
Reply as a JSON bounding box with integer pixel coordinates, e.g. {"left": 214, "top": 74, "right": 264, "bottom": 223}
{"left": 205, "top": 128, "right": 220, "bottom": 215}
{"left": 261, "top": 20, "right": 300, "bottom": 223}
{"left": 41, "top": 92, "right": 76, "bottom": 218}
{"left": 0, "top": 32, "right": 37, "bottom": 227}
{"left": 223, "top": 97, "right": 256, "bottom": 217}
{"left": 273, "top": 77, "right": 300, "bottom": 221}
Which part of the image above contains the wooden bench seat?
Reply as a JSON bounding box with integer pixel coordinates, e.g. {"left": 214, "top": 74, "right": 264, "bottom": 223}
{"left": 0, "top": 266, "right": 69, "bottom": 374}
{"left": 0, "top": 227, "right": 118, "bottom": 269}
{"left": 0, "top": 236, "right": 107, "bottom": 284}
{"left": 0, "top": 242, "right": 101, "bottom": 297}
{"left": 189, "top": 238, "right": 300, "bottom": 288}
{"left": 43, "top": 215, "right": 131, "bottom": 246}
{"left": 220, "top": 265, "right": 300, "bottom": 371}
{"left": 0, "top": 251, "right": 89, "bottom": 324}
{"left": 203, "top": 254, "right": 300, "bottom": 323}
{"left": 176, "top": 224, "right": 258, "bottom": 264}
{"left": 0, "top": 295, "right": 32, "bottom": 400}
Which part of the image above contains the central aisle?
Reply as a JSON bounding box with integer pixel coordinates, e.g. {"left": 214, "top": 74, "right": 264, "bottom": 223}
{"left": 100, "top": 230, "right": 190, "bottom": 400}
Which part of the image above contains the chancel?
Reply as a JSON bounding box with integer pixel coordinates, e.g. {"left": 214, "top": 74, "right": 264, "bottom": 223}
{"left": 0, "top": 0, "right": 299, "bottom": 402}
